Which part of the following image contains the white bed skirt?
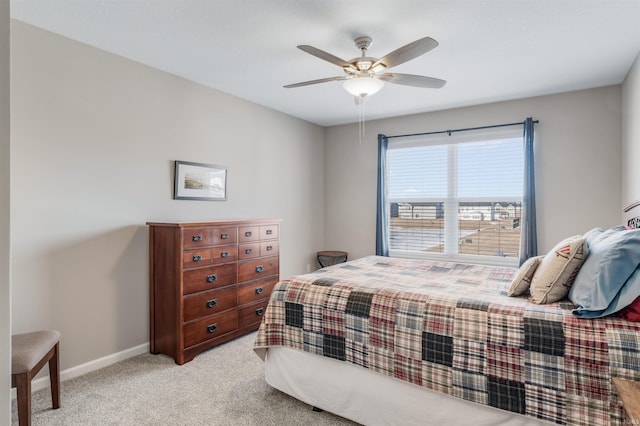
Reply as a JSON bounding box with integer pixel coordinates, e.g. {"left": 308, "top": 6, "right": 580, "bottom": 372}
{"left": 264, "top": 347, "right": 549, "bottom": 426}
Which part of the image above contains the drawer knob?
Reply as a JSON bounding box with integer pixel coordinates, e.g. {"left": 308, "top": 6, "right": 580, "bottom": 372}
{"left": 255, "top": 265, "right": 264, "bottom": 273}
{"left": 221, "top": 251, "right": 229, "bottom": 258}
{"left": 256, "top": 307, "right": 265, "bottom": 316}
{"left": 266, "top": 229, "right": 273, "bottom": 235}
{"left": 192, "top": 235, "right": 202, "bottom": 242}
{"left": 207, "top": 324, "right": 218, "bottom": 333}
{"left": 193, "top": 255, "right": 202, "bottom": 262}
{"left": 245, "top": 231, "right": 252, "bottom": 237}
{"left": 266, "top": 245, "right": 273, "bottom": 251}
{"left": 245, "top": 248, "right": 253, "bottom": 254}
{"left": 221, "top": 233, "right": 229, "bottom": 239}
{"left": 206, "top": 299, "right": 217, "bottom": 309}
{"left": 207, "top": 274, "right": 217, "bottom": 283}
{"left": 255, "top": 287, "right": 264, "bottom": 295}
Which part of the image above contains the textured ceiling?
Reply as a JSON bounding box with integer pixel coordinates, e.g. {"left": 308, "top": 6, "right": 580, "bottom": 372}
{"left": 10, "top": 0, "right": 640, "bottom": 126}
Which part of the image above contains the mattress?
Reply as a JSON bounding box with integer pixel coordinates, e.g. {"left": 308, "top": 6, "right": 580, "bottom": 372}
{"left": 265, "top": 346, "right": 548, "bottom": 425}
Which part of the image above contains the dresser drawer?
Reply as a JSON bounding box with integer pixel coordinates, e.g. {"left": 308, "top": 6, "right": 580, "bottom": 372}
{"left": 238, "top": 226, "right": 260, "bottom": 243}
{"left": 183, "top": 310, "right": 238, "bottom": 348}
{"left": 238, "top": 243, "right": 260, "bottom": 260}
{"left": 260, "top": 224, "right": 278, "bottom": 240}
{"left": 183, "top": 227, "right": 212, "bottom": 249}
{"left": 238, "top": 277, "right": 278, "bottom": 306}
{"left": 238, "top": 301, "right": 269, "bottom": 329}
{"left": 211, "top": 245, "right": 238, "bottom": 264}
{"left": 211, "top": 227, "right": 237, "bottom": 245}
{"left": 183, "top": 287, "right": 237, "bottom": 322}
{"left": 260, "top": 241, "right": 279, "bottom": 257}
{"left": 238, "top": 257, "right": 279, "bottom": 283}
{"left": 183, "top": 263, "right": 237, "bottom": 295}
{"left": 183, "top": 249, "right": 213, "bottom": 269}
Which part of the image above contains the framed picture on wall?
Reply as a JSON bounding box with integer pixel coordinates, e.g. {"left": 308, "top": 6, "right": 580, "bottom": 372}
{"left": 174, "top": 160, "right": 227, "bottom": 201}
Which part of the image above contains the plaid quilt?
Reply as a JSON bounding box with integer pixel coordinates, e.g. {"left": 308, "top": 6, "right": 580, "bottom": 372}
{"left": 253, "top": 256, "right": 640, "bottom": 425}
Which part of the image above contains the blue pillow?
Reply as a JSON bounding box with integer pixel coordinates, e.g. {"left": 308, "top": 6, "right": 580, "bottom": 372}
{"left": 582, "top": 225, "right": 627, "bottom": 247}
{"left": 569, "top": 227, "right": 640, "bottom": 318}
{"left": 582, "top": 227, "right": 604, "bottom": 245}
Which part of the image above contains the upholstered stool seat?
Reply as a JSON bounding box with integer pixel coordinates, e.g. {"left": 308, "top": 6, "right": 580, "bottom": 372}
{"left": 12, "top": 330, "right": 61, "bottom": 426}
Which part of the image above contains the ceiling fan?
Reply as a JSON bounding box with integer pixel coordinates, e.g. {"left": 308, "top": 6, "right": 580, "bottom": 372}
{"left": 284, "top": 35, "right": 446, "bottom": 101}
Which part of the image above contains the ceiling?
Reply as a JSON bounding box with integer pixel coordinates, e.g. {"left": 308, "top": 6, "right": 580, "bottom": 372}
{"left": 9, "top": 0, "right": 640, "bottom": 127}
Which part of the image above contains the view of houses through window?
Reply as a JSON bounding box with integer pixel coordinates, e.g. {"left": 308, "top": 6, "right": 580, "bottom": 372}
{"left": 387, "top": 134, "right": 523, "bottom": 261}
{"left": 390, "top": 201, "right": 522, "bottom": 257}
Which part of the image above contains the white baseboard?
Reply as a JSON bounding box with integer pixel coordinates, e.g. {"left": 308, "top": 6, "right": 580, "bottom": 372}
{"left": 12, "top": 342, "right": 149, "bottom": 398}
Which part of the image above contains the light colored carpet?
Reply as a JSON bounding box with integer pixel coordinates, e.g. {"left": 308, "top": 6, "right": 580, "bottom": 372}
{"left": 11, "top": 332, "right": 359, "bottom": 425}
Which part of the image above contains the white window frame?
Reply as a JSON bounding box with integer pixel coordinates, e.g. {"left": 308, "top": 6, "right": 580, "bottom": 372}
{"left": 386, "top": 127, "right": 523, "bottom": 268}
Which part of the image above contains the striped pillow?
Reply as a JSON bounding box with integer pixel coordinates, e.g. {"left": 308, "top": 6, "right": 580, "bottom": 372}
{"left": 529, "top": 235, "right": 589, "bottom": 304}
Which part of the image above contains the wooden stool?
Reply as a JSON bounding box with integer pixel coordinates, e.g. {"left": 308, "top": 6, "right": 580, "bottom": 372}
{"left": 12, "top": 330, "right": 61, "bottom": 426}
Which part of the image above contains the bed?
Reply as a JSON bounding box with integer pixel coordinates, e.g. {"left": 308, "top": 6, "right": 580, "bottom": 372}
{"left": 253, "top": 254, "right": 640, "bottom": 425}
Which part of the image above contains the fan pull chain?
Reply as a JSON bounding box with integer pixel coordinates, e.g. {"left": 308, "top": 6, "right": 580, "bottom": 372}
{"left": 358, "top": 97, "right": 366, "bottom": 144}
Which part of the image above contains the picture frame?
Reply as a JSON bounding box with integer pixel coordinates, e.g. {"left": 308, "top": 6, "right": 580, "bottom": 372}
{"left": 173, "top": 160, "right": 227, "bottom": 201}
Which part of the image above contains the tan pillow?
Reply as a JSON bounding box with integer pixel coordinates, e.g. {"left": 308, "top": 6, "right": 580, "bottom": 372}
{"left": 529, "top": 235, "right": 589, "bottom": 304}
{"left": 508, "top": 255, "right": 544, "bottom": 296}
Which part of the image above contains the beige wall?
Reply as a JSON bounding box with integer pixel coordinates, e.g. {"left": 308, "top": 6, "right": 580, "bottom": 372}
{"left": 324, "top": 86, "right": 622, "bottom": 260}
{"left": 10, "top": 21, "right": 325, "bottom": 371}
{"left": 8, "top": 16, "right": 633, "bottom": 388}
{"left": 622, "top": 52, "right": 640, "bottom": 210}
{"left": 1, "top": 0, "right": 10, "bottom": 420}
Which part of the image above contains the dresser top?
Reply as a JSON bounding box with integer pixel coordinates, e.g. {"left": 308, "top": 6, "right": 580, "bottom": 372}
{"left": 146, "top": 218, "right": 282, "bottom": 228}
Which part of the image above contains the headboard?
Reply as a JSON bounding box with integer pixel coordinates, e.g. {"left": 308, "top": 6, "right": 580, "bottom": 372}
{"left": 624, "top": 201, "right": 640, "bottom": 229}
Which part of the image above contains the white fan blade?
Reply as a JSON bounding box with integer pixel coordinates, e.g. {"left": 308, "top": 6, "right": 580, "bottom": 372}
{"left": 297, "top": 45, "right": 352, "bottom": 68}
{"left": 372, "top": 37, "right": 439, "bottom": 70}
{"left": 380, "top": 73, "right": 446, "bottom": 89}
{"left": 284, "top": 76, "right": 347, "bottom": 88}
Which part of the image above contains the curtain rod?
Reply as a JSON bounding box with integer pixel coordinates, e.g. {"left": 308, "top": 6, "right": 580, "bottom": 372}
{"left": 385, "top": 119, "right": 539, "bottom": 140}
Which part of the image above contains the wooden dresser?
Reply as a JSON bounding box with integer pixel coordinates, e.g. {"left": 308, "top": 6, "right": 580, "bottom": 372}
{"left": 147, "top": 219, "right": 281, "bottom": 364}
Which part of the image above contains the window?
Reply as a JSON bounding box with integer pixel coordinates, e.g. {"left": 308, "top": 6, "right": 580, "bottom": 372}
{"left": 385, "top": 128, "right": 523, "bottom": 266}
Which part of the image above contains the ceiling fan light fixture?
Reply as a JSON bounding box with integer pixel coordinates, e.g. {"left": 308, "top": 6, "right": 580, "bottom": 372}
{"left": 343, "top": 65, "right": 358, "bottom": 74}
{"left": 356, "top": 60, "right": 372, "bottom": 70}
{"left": 371, "top": 63, "right": 387, "bottom": 73}
{"left": 342, "top": 76, "right": 384, "bottom": 98}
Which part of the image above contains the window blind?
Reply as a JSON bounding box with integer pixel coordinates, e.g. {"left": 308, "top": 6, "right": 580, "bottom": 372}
{"left": 386, "top": 128, "right": 523, "bottom": 265}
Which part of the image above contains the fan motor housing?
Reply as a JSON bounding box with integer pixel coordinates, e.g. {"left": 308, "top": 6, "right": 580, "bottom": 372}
{"left": 354, "top": 36, "right": 372, "bottom": 51}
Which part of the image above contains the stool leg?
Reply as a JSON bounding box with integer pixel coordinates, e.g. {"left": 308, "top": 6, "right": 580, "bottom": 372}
{"left": 15, "top": 372, "right": 31, "bottom": 426}
{"left": 49, "top": 343, "right": 60, "bottom": 409}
